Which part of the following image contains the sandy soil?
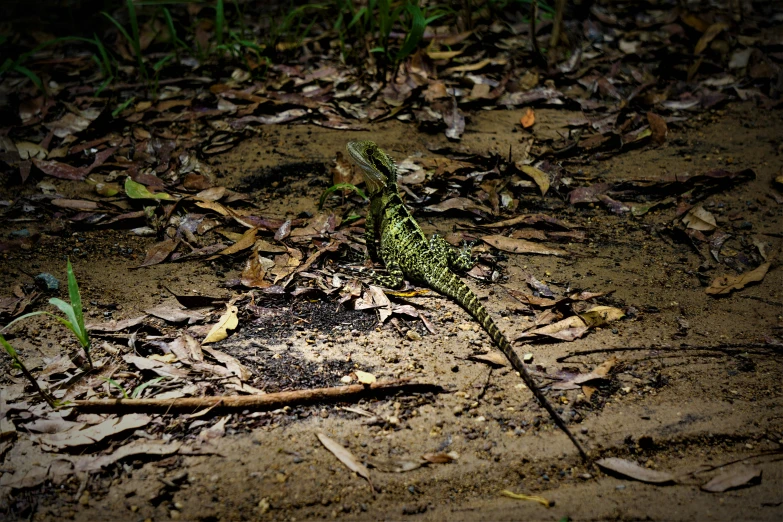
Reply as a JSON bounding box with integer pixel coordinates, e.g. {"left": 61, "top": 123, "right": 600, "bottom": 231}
{"left": 1, "top": 101, "right": 781, "bottom": 521}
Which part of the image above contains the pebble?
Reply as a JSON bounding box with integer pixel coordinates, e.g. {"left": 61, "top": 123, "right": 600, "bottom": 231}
{"left": 406, "top": 330, "right": 422, "bottom": 341}
{"left": 523, "top": 353, "right": 534, "bottom": 363}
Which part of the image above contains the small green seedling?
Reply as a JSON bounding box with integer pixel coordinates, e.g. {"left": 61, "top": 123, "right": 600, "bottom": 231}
{"left": 3, "top": 259, "right": 92, "bottom": 369}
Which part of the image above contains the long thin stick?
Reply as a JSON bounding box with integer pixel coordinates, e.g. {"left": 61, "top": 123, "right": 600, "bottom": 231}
{"left": 71, "top": 380, "right": 445, "bottom": 414}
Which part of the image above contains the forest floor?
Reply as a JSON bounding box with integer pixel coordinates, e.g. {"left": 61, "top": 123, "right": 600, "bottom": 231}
{"left": 1, "top": 101, "right": 781, "bottom": 521}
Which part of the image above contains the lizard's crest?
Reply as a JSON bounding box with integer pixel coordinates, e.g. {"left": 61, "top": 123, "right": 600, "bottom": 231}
{"left": 346, "top": 140, "right": 397, "bottom": 196}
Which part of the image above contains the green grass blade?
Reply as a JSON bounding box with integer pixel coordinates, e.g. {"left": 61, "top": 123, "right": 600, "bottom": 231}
{"left": 1, "top": 311, "right": 50, "bottom": 333}
{"left": 215, "top": 0, "right": 225, "bottom": 46}
{"left": 318, "top": 183, "right": 367, "bottom": 209}
{"left": 65, "top": 259, "right": 86, "bottom": 344}
{"left": 397, "top": 3, "right": 426, "bottom": 61}
{"left": 11, "top": 65, "right": 43, "bottom": 91}
{"left": 101, "top": 377, "right": 130, "bottom": 399}
{"left": 131, "top": 376, "right": 165, "bottom": 399}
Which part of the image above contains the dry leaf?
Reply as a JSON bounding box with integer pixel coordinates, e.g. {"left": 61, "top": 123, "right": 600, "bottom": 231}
{"left": 421, "top": 451, "right": 459, "bottom": 464}
{"left": 482, "top": 235, "right": 566, "bottom": 256}
{"left": 596, "top": 457, "right": 675, "bottom": 484}
{"left": 515, "top": 163, "right": 550, "bottom": 196}
{"left": 203, "top": 305, "right": 239, "bottom": 343}
{"left": 316, "top": 433, "right": 372, "bottom": 488}
{"left": 499, "top": 490, "right": 552, "bottom": 507}
{"left": 218, "top": 227, "right": 258, "bottom": 255}
{"left": 519, "top": 107, "right": 535, "bottom": 128}
{"left": 647, "top": 112, "right": 668, "bottom": 145}
{"left": 578, "top": 306, "right": 625, "bottom": 327}
{"left": 354, "top": 371, "right": 376, "bottom": 384}
{"left": 706, "top": 263, "right": 770, "bottom": 295}
{"left": 683, "top": 205, "right": 717, "bottom": 231}
{"left": 701, "top": 465, "right": 762, "bottom": 492}
{"left": 695, "top": 22, "right": 730, "bottom": 54}
{"left": 36, "top": 414, "right": 151, "bottom": 449}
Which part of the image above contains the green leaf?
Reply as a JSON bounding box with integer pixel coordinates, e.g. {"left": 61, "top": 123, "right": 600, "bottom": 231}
{"left": 48, "top": 298, "right": 81, "bottom": 342}
{"left": 318, "top": 183, "right": 367, "bottom": 209}
{"left": 112, "top": 96, "right": 135, "bottom": 118}
{"left": 65, "top": 259, "right": 87, "bottom": 346}
{"left": 396, "top": 3, "right": 426, "bottom": 61}
{"left": 0, "top": 333, "right": 18, "bottom": 359}
{"left": 124, "top": 177, "right": 173, "bottom": 200}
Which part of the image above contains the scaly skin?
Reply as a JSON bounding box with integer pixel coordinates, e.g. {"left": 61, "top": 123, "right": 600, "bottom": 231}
{"left": 346, "top": 140, "right": 588, "bottom": 460}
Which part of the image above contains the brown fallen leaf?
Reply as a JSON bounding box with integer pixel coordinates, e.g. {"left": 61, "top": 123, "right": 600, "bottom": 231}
{"left": 136, "top": 239, "right": 178, "bottom": 268}
{"left": 146, "top": 305, "right": 205, "bottom": 325}
{"left": 519, "top": 107, "right": 535, "bottom": 128}
{"left": 36, "top": 414, "right": 152, "bottom": 449}
{"left": 520, "top": 315, "right": 589, "bottom": 342}
{"left": 123, "top": 354, "right": 190, "bottom": 378}
{"left": 683, "top": 205, "right": 717, "bottom": 232}
{"left": 316, "top": 432, "right": 372, "bottom": 489}
{"left": 694, "top": 22, "right": 730, "bottom": 54}
{"left": 706, "top": 263, "right": 771, "bottom": 295}
{"left": 596, "top": 457, "right": 675, "bottom": 484}
{"left": 467, "top": 351, "right": 508, "bottom": 367}
{"left": 75, "top": 439, "right": 183, "bottom": 473}
{"left": 86, "top": 315, "right": 146, "bottom": 332}
{"left": 647, "top": 112, "right": 668, "bottom": 145}
{"left": 578, "top": 306, "right": 625, "bottom": 328}
{"left": 515, "top": 163, "right": 550, "bottom": 196}
{"left": 218, "top": 227, "right": 258, "bottom": 256}
{"left": 424, "top": 197, "right": 492, "bottom": 216}
{"left": 421, "top": 451, "right": 459, "bottom": 464}
{"left": 482, "top": 235, "right": 567, "bottom": 256}
{"left": 701, "top": 465, "right": 762, "bottom": 492}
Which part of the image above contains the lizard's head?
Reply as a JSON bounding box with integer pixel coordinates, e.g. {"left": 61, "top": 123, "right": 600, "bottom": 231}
{"left": 346, "top": 140, "right": 397, "bottom": 196}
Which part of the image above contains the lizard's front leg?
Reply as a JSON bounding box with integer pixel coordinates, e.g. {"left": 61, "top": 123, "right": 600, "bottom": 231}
{"left": 364, "top": 208, "right": 379, "bottom": 262}
{"left": 429, "top": 234, "right": 475, "bottom": 272}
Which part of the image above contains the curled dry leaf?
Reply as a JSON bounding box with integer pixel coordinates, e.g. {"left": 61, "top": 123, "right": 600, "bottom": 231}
{"left": 596, "top": 457, "right": 675, "bottom": 484}
{"left": 203, "top": 305, "right": 239, "bottom": 343}
{"left": 421, "top": 451, "right": 459, "bottom": 464}
{"left": 520, "top": 315, "right": 589, "bottom": 342}
{"left": 706, "top": 262, "right": 770, "bottom": 295}
{"left": 515, "top": 163, "right": 550, "bottom": 196}
{"left": 218, "top": 227, "right": 258, "bottom": 256}
{"left": 683, "top": 205, "right": 717, "bottom": 231}
{"left": 519, "top": 107, "right": 535, "bottom": 128}
{"left": 316, "top": 433, "right": 372, "bottom": 488}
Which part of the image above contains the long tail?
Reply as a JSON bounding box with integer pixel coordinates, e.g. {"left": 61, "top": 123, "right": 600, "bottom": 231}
{"left": 430, "top": 270, "right": 589, "bottom": 460}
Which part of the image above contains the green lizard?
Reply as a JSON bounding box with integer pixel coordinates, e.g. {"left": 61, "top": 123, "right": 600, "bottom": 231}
{"left": 346, "top": 140, "right": 588, "bottom": 460}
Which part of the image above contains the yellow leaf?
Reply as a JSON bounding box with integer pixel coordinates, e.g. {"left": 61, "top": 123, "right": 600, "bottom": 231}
{"left": 354, "top": 371, "right": 376, "bottom": 384}
{"left": 203, "top": 305, "right": 239, "bottom": 343}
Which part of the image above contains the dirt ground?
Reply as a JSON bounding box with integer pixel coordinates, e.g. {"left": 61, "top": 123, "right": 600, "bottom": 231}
{"left": 1, "top": 100, "right": 782, "bottom": 521}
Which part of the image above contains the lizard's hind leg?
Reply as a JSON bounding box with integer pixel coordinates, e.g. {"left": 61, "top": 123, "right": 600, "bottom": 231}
{"left": 370, "top": 261, "right": 405, "bottom": 288}
{"left": 430, "top": 234, "right": 475, "bottom": 272}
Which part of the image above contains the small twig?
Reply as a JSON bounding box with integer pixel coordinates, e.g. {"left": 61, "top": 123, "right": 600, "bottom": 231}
{"left": 72, "top": 380, "right": 445, "bottom": 414}
{"left": 557, "top": 342, "right": 780, "bottom": 362}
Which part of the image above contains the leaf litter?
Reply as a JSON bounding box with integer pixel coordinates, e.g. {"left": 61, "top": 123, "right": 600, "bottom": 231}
{"left": 0, "top": 0, "right": 781, "bottom": 518}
